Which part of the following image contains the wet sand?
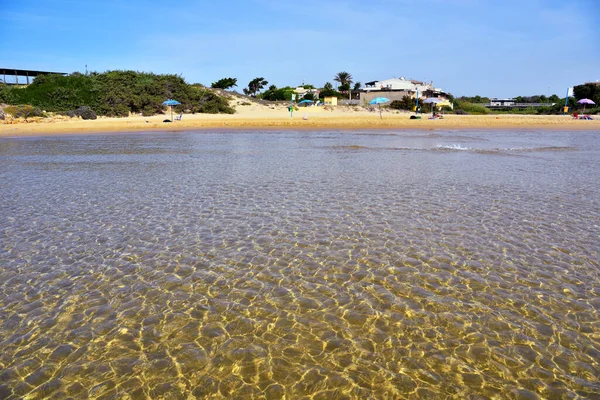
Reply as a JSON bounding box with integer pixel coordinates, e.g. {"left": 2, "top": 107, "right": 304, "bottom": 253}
{"left": 1, "top": 108, "right": 599, "bottom": 137}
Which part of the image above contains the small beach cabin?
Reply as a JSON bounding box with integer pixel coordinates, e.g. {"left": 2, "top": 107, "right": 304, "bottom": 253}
{"left": 324, "top": 97, "right": 338, "bottom": 106}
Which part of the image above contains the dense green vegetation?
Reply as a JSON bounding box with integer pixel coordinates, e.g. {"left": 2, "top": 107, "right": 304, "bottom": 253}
{"left": 211, "top": 77, "right": 237, "bottom": 90}
{"left": 573, "top": 83, "right": 600, "bottom": 104}
{"left": 318, "top": 82, "right": 342, "bottom": 99}
{"left": 390, "top": 96, "right": 417, "bottom": 111}
{"left": 1, "top": 70, "right": 234, "bottom": 117}
{"left": 454, "top": 101, "right": 490, "bottom": 115}
{"left": 261, "top": 85, "right": 295, "bottom": 101}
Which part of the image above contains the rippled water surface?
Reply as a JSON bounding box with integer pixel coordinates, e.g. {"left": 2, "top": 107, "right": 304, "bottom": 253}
{"left": 1, "top": 129, "right": 599, "bottom": 399}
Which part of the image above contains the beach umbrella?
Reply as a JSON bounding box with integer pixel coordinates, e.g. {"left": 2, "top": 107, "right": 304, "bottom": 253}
{"left": 162, "top": 99, "right": 181, "bottom": 121}
{"left": 297, "top": 99, "right": 314, "bottom": 107}
{"left": 423, "top": 98, "right": 442, "bottom": 115}
{"left": 577, "top": 98, "right": 595, "bottom": 113}
{"left": 436, "top": 99, "right": 452, "bottom": 114}
{"left": 369, "top": 97, "right": 390, "bottom": 119}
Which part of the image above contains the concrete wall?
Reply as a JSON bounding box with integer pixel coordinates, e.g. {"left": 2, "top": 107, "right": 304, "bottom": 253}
{"left": 359, "top": 91, "right": 414, "bottom": 106}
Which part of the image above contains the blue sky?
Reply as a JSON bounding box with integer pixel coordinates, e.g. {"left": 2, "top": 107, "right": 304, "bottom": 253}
{"left": 1, "top": 0, "right": 598, "bottom": 97}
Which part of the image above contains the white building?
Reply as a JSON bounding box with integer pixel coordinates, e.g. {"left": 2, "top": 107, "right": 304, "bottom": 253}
{"left": 363, "top": 77, "right": 434, "bottom": 93}
{"left": 489, "top": 98, "right": 516, "bottom": 107}
{"left": 293, "top": 86, "right": 319, "bottom": 99}
{"left": 360, "top": 77, "right": 448, "bottom": 104}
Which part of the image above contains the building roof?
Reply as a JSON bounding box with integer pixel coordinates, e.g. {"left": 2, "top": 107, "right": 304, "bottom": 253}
{"left": 1, "top": 68, "right": 67, "bottom": 77}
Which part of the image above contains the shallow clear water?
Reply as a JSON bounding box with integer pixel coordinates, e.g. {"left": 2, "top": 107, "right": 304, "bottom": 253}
{"left": 0, "top": 129, "right": 599, "bottom": 399}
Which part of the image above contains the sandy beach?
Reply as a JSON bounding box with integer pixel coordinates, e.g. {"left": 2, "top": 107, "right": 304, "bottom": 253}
{"left": 1, "top": 103, "right": 599, "bottom": 137}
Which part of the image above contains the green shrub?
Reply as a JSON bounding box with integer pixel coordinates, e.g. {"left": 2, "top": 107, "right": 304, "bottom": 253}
{"left": 4, "top": 105, "right": 46, "bottom": 119}
{"left": 582, "top": 106, "right": 600, "bottom": 115}
{"left": 189, "top": 87, "right": 235, "bottom": 114}
{"left": 390, "top": 96, "right": 416, "bottom": 111}
{"left": 75, "top": 106, "right": 97, "bottom": 120}
{"left": 456, "top": 102, "right": 490, "bottom": 115}
{"left": 1, "top": 70, "right": 236, "bottom": 117}
{"left": 0, "top": 85, "right": 15, "bottom": 103}
{"left": 260, "top": 85, "right": 295, "bottom": 101}
{"left": 10, "top": 73, "right": 101, "bottom": 111}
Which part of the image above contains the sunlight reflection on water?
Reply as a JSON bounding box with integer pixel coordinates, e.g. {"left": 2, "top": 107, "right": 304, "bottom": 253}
{"left": 0, "top": 130, "right": 599, "bottom": 399}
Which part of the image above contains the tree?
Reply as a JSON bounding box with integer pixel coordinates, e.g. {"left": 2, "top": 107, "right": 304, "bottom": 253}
{"left": 334, "top": 72, "right": 353, "bottom": 91}
{"left": 261, "top": 85, "right": 294, "bottom": 101}
{"left": 353, "top": 82, "right": 361, "bottom": 91}
{"left": 211, "top": 77, "right": 237, "bottom": 90}
{"left": 573, "top": 83, "right": 600, "bottom": 104}
{"left": 247, "top": 77, "right": 268, "bottom": 97}
{"left": 319, "top": 82, "right": 338, "bottom": 99}
{"left": 260, "top": 85, "right": 279, "bottom": 101}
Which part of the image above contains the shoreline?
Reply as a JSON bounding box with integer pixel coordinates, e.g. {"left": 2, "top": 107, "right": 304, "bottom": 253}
{"left": 1, "top": 112, "right": 599, "bottom": 137}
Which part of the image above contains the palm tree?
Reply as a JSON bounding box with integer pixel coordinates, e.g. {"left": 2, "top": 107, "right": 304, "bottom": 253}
{"left": 247, "top": 77, "right": 268, "bottom": 97}
{"left": 334, "top": 71, "right": 353, "bottom": 91}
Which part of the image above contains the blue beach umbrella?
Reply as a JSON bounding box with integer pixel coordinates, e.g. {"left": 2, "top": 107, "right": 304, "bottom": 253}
{"left": 162, "top": 99, "right": 181, "bottom": 121}
{"left": 369, "top": 97, "right": 390, "bottom": 119}
{"left": 297, "top": 99, "right": 314, "bottom": 107}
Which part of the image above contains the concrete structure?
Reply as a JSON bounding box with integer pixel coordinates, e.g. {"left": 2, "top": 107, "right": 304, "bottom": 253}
{"left": 359, "top": 77, "right": 449, "bottom": 106}
{"left": 0, "top": 68, "right": 67, "bottom": 85}
{"left": 490, "top": 98, "right": 516, "bottom": 107}
{"left": 485, "top": 101, "right": 556, "bottom": 109}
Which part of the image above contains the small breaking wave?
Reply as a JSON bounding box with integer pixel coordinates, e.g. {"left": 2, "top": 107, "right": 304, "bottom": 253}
{"left": 330, "top": 144, "right": 577, "bottom": 154}
{"left": 508, "top": 146, "right": 577, "bottom": 152}
{"left": 434, "top": 144, "right": 472, "bottom": 151}
{"left": 434, "top": 144, "right": 577, "bottom": 154}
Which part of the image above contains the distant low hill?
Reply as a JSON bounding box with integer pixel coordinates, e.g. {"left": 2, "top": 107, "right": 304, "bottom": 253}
{"left": 0, "top": 70, "right": 235, "bottom": 117}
